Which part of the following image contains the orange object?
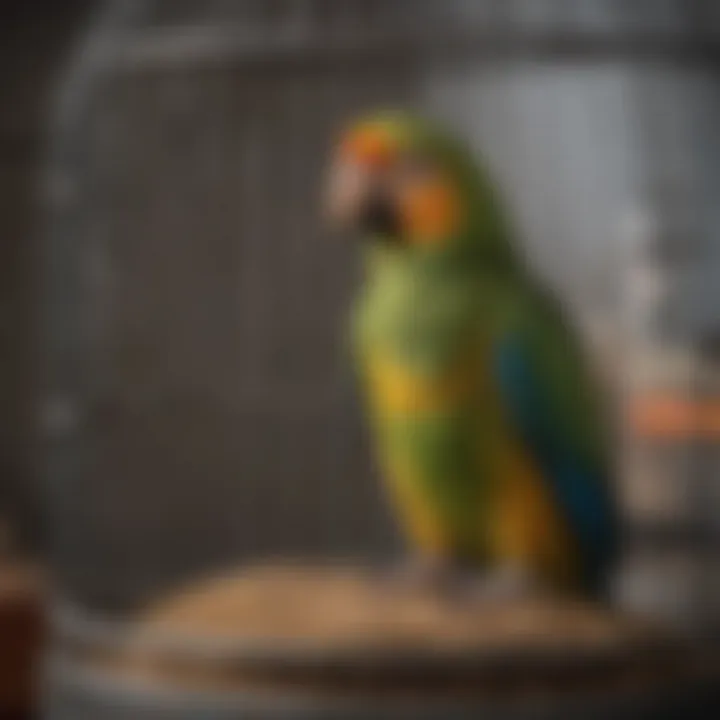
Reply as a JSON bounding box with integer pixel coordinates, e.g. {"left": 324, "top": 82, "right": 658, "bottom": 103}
{"left": 628, "top": 394, "right": 720, "bottom": 439}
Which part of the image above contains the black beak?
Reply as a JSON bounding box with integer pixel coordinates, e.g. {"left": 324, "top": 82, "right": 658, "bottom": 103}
{"left": 358, "top": 189, "right": 401, "bottom": 239}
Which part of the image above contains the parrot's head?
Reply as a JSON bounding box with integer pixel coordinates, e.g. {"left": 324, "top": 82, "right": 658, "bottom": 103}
{"left": 325, "top": 110, "right": 513, "bottom": 268}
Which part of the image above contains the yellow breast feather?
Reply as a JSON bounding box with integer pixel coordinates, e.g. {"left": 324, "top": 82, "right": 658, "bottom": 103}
{"left": 366, "top": 351, "right": 472, "bottom": 416}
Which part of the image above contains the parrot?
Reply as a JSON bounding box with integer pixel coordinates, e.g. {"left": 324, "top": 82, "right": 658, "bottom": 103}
{"left": 325, "top": 111, "right": 618, "bottom": 598}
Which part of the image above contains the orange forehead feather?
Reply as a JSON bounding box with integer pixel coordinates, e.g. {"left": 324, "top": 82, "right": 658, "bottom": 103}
{"left": 339, "top": 125, "right": 396, "bottom": 168}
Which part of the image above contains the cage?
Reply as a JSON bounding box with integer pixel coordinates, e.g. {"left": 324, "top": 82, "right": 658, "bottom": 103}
{"left": 42, "top": 1, "right": 720, "bottom": 718}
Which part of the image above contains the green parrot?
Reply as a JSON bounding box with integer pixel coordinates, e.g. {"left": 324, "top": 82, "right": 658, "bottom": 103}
{"left": 326, "top": 111, "right": 618, "bottom": 596}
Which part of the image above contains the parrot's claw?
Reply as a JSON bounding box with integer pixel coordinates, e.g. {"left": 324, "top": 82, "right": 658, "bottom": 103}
{"left": 455, "top": 564, "right": 546, "bottom": 605}
{"left": 380, "top": 555, "right": 459, "bottom": 595}
{"left": 380, "top": 559, "right": 546, "bottom": 605}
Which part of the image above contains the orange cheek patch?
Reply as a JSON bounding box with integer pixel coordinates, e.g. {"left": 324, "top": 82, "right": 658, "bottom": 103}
{"left": 399, "top": 180, "right": 462, "bottom": 246}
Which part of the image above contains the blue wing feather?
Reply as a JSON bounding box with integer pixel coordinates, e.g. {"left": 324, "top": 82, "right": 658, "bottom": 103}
{"left": 494, "top": 336, "right": 617, "bottom": 591}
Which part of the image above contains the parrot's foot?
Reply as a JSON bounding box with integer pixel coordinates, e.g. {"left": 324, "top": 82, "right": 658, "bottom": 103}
{"left": 380, "top": 555, "right": 460, "bottom": 595}
{"left": 380, "top": 559, "right": 546, "bottom": 605}
{"left": 456, "top": 564, "right": 546, "bottom": 605}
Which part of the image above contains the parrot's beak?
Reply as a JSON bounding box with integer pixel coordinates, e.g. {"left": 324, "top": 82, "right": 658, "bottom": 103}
{"left": 324, "top": 157, "right": 372, "bottom": 229}
{"left": 324, "top": 158, "right": 400, "bottom": 238}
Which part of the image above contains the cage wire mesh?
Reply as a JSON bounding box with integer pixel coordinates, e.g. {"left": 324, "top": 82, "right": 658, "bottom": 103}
{"left": 42, "top": 0, "right": 720, "bottom": 638}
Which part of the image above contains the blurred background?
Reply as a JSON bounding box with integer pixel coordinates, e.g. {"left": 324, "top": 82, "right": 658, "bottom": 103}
{"left": 0, "top": 5, "right": 91, "bottom": 715}
{"left": 1, "top": 1, "right": 92, "bottom": 555}
{"left": 2, "top": 0, "right": 720, "bottom": 717}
